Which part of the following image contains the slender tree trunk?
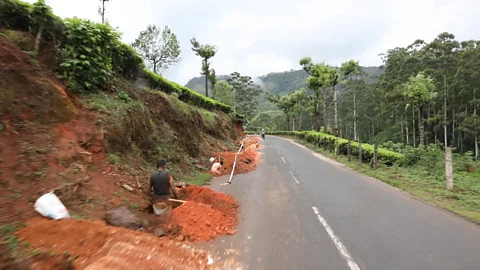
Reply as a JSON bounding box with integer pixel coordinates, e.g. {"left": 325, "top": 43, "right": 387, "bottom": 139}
{"left": 204, "top": 60, "right": 209, "bottom": 97}
{"left": 34, "top": 21, "right": 44, "bottom": 56}
{"left": 452, "top": 108, "right": 455, "bottom": 141}
{"left": 443, "top": 72, "right": 448, "bottom": 147}
{"left": 153, "top": 60, "right": 157, "bottom": 74}
{"left": 401, "top": 116, "right": 404, "bottom": 145}
{"left": 418, "top": 105, "right": 424, "bottom": 147}
{"left": 292, "top": 118, "right": 295, "bottom": 131}
{"left": 102, "top": 0, "right": 105, "bottom": 23}
{"left": 298, "top": 100, "right": 302, "bottom": 130}
{"left": 353, "top": 90, "right": 357, "bottom": 140}
{"left": 315, "top": 92, "right": 320, "bottom": 132}
{"left": 333, "top": 85, "right": 338, "bottom": 138}
{"left": 286, "top": 113, "right": 290, "bottom": 131}
{"left": 412, "top": 106, "right": 416, "bottom": 147}
{"left": 322, "top": 89, "right": 327, "bottom": 133}
{"left": 475, "top": 88, "right": 478, "bottom": 160}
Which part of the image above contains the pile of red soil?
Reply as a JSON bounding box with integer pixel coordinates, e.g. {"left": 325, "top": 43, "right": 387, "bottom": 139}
{"left": 179, "top": 186, "right": 239, "bottom": 218}
{"left": 16, "top": 218, "right": 214, "bottom": 269}
{"left": 166, "top": 186, "right": 239, "bottom": 242}
{"left": 169, "top": 201, "right": 236, "bottom": 242}
{"left": 215, "top": 136, "right": 261, "bottom": 176}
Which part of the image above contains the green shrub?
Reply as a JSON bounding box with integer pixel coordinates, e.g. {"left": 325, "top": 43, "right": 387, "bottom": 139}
{"left": 112, "top": 42, "right": 144, "bottom": 79}
{"left": 0, "top": 0, "right": 33, "bottom": 32}
{"left": 143, "top": 68, "right": 234, "bottom": 113}
{"left": 268, "top": 130, "right": 406, "bottom": 166}
{"left": 61, "top": 18, "right": 120, "bottom": 92}
{"left": 0, "top": 0, "right": 65, "bottom": 42}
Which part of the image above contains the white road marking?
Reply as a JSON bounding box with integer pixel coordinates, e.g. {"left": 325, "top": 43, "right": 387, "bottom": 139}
{"left": 281, "top": 157, "right": 286, "bottom": 163}
{"left": 311, "top": 206, "right": 361, "bottom": 270}
{"left": 278, "top": 150, "right": 281, "bottom": 154}
{"left": 289, "top": 171, "right": 300, "bottom": 184}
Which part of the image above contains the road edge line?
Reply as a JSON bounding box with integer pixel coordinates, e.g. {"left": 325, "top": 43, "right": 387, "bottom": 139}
{"left": 312, "top": 206, "right": 361, "bottom": 270}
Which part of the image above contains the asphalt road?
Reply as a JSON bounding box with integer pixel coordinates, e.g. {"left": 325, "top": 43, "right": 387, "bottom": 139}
{"left": 207, "top": 136, "right": 480, "bottom": 270}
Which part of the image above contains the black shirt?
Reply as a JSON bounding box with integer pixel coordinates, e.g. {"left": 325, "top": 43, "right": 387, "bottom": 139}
{"left": 150, "top": 170, "right": 170, "bottom": 199}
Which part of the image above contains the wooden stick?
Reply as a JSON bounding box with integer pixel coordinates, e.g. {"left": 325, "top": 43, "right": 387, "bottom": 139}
{"left": 168, "top": 198, "right": 212, "bottom": 207}
{"left": 169, "top": 198, "right": 187, "bottom": 203}
{"left": 136, "top": 176, "right": 141, "bottom": 188}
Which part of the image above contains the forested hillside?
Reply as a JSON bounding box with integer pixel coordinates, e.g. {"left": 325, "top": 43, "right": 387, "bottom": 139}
{"left": 186, "top": 66, "right": 383, "bottom": 113}
{"left": 250, "top": 33, "right": 479, "bottom": 161}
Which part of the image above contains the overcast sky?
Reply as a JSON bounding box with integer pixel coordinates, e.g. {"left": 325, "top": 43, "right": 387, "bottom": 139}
{"left": 27, "top": 0, "right": 480, "bottom": 84}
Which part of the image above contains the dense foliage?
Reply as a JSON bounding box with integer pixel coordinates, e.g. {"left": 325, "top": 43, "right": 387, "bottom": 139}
{"left": 259, "top": 32, "right": 479, "bottom": 160}
{"left": 61, "top": 18, "right": 121, "bottom": 91}
{"left": 227, "top": 72, "right": 263, "bottom": 119}
{"left": 263, "top": 130, "right": 405, "bottom": 166}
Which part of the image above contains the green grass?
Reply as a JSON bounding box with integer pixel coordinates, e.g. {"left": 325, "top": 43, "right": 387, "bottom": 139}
{"left": 128, "top": 203, "right": 139, "bottom": 211}
{"left": 107, "top": 153, "right": 121, "bottom": 165}
{"left": 288, "top": 136, "right": 480, "bottom": 224}
{"left": 183, "top": 171, "right": 213, "bottom": 186}
{"left": 1, "top": 224, "right": 19, "bottom": 251}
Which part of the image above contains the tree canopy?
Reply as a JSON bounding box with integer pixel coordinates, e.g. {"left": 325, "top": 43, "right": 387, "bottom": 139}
{"left": 132, "top": 25, "right": 181, "bottom": 74}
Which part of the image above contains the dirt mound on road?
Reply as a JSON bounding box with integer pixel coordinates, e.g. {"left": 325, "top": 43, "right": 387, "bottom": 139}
{"left": 164, "top": 186, "right": 239, "bottom": 242}
{"left": 179, "top": 186, "right": 239, "bottom": 220}
{"left": 168, "top": 201, "right": 236, "bottom": 242}
{"left": 214, "top": 136, "right": 261, "bottom": 176}
{"left": 16, "top": 218, "right": 214, "bottom": 269}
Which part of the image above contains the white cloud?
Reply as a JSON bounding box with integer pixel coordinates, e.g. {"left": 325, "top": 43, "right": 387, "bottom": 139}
{"left": 27, "top": 0, "right": 480, "bottom": 84}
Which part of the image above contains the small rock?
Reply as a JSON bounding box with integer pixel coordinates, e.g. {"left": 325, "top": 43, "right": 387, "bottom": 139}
{"left": 226, "top": 229, "right": 237, "bottom": 235}
{"left": 142, "top": 219, "right": 150, "bottom": 228}
{"left": 78, "top": 151, "right": 92, "bottom": 163}
{"left": 175, "top": 235, "right": 185, "bottom": 242}
{"left": 154, "top": 228, "right": 165, "bottom": 237}
{"left": 103, "top": 206, "right": 142, "bottom": 230}
{"left": 122, "top": 184, "right": 134, "bottom": 192}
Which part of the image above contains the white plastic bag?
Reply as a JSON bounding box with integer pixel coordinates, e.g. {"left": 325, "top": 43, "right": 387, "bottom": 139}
{"left": 34, "top": 192, "right": 70, "bottom": 220}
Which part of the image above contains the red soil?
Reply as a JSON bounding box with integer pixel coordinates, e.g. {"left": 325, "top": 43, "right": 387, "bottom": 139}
{"left": 169, "top": 201, "right": 236, "bottom": 242}
{"left": 179, "top": 186, "right": 239, "bottom": 219}
{"left": 16, "top": 218, "right": 214, "bottom": 269}
{"left": 214, "top": 136, "right": 261, "bottom": 176}
{"left": 163, "top": 186, "right": 239, "bottom": 242}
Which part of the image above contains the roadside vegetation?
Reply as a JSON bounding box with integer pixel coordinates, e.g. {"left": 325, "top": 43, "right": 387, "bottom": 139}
{"left": 244, "top": 31, "right": 480, "bottom": 223}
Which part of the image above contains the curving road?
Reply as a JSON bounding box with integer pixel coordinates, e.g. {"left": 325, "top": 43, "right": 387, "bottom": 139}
{"left": 206, "top": 136, "right": 480, "bottom": 270}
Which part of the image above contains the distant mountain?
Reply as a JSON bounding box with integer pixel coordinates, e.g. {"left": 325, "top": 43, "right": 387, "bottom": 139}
{"left": 184, "top": 66, "right": 384, "bottom": 113}
{"left": 184, "top": 75, "right": 230, "bottom": 96}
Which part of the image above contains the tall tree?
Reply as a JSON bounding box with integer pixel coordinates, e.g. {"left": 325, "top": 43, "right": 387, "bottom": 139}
{"left": 213, "top": 80, "right": 233, "bottom": 107}
{"left": 228, "top": 72, "right": 262, "bottom": 119}
{"left": 424, "top": 32, "right": 459, "bottom": 147}
{"left": 32, "top": 0, "right": 52, "bottom": 56}
{"left": 132, "top": 25, "right": 181, "bottom": 74}
{"left": 340, "top": 60, "right": 363, "bottom": 139}
{"left": 300, "top": 57, "right": 327, "bottom": 132}
{"left": 403, "top": 72, "right": 437, "bottom": 146}
{"left": 191, "top": 38, "right": 217, "bottom": 97}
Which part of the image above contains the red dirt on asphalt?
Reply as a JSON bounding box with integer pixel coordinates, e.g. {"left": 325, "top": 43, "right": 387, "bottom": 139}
{"left": 180, "top": 186, "right": 239, "bottom": 220}
{"left": 163, "top": 186, "right": 239, "bottom": 242}
{"left": 169, "top": 201, "right": 236, "bottom": 242}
